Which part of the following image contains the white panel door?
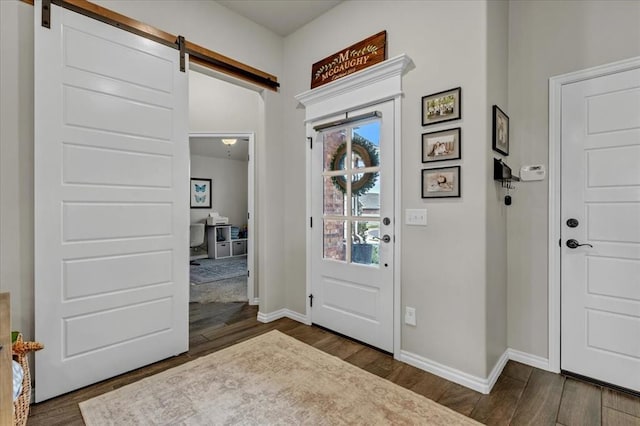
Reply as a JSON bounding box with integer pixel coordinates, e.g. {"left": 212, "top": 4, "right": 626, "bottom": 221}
{"left": 561, "top": 66, "right": 640, "bottom": 392}
{"left": 310, "top": 101, "right": 394, "bottom": 352}
{"left": 34, "top": 2, "right": 189, "bottom": 401}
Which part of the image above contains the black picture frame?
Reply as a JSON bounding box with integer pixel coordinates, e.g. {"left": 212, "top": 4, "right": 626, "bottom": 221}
{"left": 492, "top": 105, "right": 509, "bottom": 156}
{"left": 421, "top": 166, "right": 461, "bottom": 199}
{"left": 190, "top": 178, "right": 212, "bottom": 208}
{"left": 421, "top": 87, "right": 462, "bottom": 127}
{"left": 421, "top": 127, "right": 461, "bottom": 163}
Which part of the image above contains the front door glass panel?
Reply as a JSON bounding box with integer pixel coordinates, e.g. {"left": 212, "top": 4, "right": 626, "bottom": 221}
{"left": 321, "top": 120, "right": 381, "bottom": 266}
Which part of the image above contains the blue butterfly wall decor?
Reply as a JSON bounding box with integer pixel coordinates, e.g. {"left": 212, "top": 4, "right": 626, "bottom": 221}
{"left": 191, "top": 178, "right": 212, "bottom": 208}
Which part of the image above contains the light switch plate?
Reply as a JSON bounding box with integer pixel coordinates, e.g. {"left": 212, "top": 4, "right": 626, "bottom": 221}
{"left": 406, "top": 209, "right": 427, "bottom": 225}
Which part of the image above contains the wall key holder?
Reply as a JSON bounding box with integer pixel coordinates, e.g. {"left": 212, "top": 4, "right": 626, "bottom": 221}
{"left": 494, "top": 158, "right": 519, "bottom": 205}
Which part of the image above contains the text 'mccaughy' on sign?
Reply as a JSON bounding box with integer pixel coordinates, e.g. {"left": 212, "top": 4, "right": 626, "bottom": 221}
{"left": 310, "top": 31, "right": 387, "bottom": 89}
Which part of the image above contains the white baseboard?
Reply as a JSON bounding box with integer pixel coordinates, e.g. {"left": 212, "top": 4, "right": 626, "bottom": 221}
{"left": 488, "top": 350, "right": 510, "bottom": 392}
{"left": 257, "top": 308, "right": 310, "bottom": 325}
{"left": 284, "top": 309, "right": 311, "bottom": 325}
{"left": 399, "top": 349, "right": 508, "bottom": 394}
{"left": 507, "top": 348, "right": 551, "bottom": 372}
{"left": 399, "top": 347, "right": 552, "bottom": 394}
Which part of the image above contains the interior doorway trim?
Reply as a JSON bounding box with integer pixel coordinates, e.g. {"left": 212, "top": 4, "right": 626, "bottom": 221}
{"left": 189, "top": 132, "right": 257, "bottom": 305}
{"left": 547, "top": 55, "right": 640, "bottom": 373}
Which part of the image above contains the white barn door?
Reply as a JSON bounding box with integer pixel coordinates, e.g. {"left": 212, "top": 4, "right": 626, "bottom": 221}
{"left": 34, "top": 2, "right": 189, "bottom": 401}
{"left": 561, "top": 65, "right": 640, "bottom": 392}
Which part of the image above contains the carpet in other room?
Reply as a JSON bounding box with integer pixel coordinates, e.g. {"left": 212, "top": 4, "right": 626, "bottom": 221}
{"left": 190, "top": 256, "right": 247, "bottom": 284}
{"left": 190, "top": 275, "right": 248, "bottom": 304}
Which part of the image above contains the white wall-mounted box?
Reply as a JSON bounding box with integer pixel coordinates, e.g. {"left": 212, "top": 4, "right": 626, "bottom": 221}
{"left": 520, "top": 165, "right": 546, "bottom": 181}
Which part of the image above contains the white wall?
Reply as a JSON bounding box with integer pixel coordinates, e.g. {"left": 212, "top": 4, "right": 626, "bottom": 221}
{"left": 283, "top": 0, "right": 498, "bottom": 378}
{"left": 190, "top": 155, "right": 248, "bottom": 227}
{"left": 189, "top": 70, "right": 260, "bottom": 132}
{"left": 485, "top": 0, "right": 509, "bottom": 373}
{"left": 0, "top": 0, "right": 286, "bottom": 337}
{"left": 0, "top": 0, "right": 34, "bottom": 337}
{"left": 507, "top": 0, "right": 640, "bottom": 359}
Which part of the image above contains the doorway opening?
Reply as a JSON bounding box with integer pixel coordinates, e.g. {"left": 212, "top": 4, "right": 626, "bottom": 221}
{"left": 187, "top": 65, "right": 261, "bottom": 335}
{"left": 188, "top": 133, "right": 255, "bottom": 305}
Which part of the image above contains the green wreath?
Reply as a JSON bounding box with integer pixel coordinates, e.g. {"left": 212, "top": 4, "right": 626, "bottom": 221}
{"left": 330, "top": 135, "right": 379, "bottom": 196}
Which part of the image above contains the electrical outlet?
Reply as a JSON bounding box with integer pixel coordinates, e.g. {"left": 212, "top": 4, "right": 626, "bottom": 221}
{"left": 405, "top": 306, "right": 417, "bottom": 326}
{"left": 406, "top": 209, "right": 427, "bottom": 226}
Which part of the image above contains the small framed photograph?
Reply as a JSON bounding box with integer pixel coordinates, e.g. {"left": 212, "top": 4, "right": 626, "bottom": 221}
{"left": 190, "top": 178, "right": 212, "bottom": 208}
{"left": 422, "top": 87, "right": 461, "bottom": 126}
{"left": 422, "top": 127, "right": 461, "bottom": 163}
{"left": 492, "top": 105, "right": 509, "bottom": 156}
{"left": 421, "top": 166, "right": 461, "bottom": 198}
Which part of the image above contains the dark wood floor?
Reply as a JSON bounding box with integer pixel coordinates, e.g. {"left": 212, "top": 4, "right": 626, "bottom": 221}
{"left": 28, "top": 302, "right": 640, "bottom": 426}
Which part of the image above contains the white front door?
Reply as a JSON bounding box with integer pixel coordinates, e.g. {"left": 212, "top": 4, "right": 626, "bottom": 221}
{"left": 34, "top": 2, "right": 189, "bottom": 401}
{"left": 561, "top": 65, "right": 640, "bottom": 392}
{"left": 310, "top": 101, "right": 394, "bottom": 352}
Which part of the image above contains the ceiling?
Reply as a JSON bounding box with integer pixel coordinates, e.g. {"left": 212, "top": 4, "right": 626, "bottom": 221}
{"left": 217, "top": 0, "right": 343, "bottom": 36}
{"left": 190, "top": 137, "right": 249, "bottom": 161}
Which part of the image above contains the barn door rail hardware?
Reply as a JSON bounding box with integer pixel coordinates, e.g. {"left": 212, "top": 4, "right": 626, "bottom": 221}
{"left": 32, "top": 0, "right": 279, "bottom": 90}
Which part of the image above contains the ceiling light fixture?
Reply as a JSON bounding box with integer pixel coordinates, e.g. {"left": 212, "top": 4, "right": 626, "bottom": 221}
{"left": 222, "top": 138, "right": 237, "bottom": 146}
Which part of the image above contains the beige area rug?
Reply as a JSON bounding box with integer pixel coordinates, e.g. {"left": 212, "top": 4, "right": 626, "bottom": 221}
{"left": 80, "top": 331, "right": 480, "bottom": 425}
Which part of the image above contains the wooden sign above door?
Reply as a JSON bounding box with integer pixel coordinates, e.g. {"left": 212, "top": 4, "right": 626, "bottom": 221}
{"left": 310, "top": 31, "right": 387, "bottom": 89}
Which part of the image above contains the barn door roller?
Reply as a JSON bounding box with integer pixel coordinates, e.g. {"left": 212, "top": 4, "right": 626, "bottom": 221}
{"left": 177, "top": 36, "right": 186, "bottom": 72}
{"left": 42, "top": 0, "right": 51, "bottom": 28}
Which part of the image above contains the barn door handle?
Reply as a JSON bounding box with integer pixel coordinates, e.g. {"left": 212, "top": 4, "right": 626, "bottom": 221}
{"left": 566, "top": 239, "right": 593, "bottom": 249}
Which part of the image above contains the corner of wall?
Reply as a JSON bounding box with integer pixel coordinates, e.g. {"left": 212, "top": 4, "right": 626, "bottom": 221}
{"left": 484, "top": 0, "right": 509, "bottom": 376}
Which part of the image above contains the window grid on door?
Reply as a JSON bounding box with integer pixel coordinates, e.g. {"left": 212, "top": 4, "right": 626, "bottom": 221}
{"left": 321, "top": 120, "right": 381, "bottom": 266}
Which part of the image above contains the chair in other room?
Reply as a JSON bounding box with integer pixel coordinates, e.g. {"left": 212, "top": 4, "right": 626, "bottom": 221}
{"left": 190, "top": 223, "right": 206, "bottom": 265}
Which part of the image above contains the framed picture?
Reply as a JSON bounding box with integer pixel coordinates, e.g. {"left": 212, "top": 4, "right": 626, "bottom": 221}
{"left": 422, "top": 87, "right": 461, "bottom": 126}
{"left": 421, "top": 166, "right": 461, "bottom": 198}
{"left": 422, "top": 127, "right": 461, "bottom": 163}
{"left": 190, "top": 178, "right": 212, "bottom": 208}
{"left": 492, "top": 105, "right": 509, "bottom": 156}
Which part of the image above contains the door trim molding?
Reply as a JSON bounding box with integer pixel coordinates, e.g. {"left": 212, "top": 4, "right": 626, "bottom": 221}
{"left": 296, "top": 54, "right": 414, "bottom": 356}
{"left": 548, "top": 56, "right": 640, "bottom": 373}
{"left": 189, "top": 132, "right": 256, "bottom": 304}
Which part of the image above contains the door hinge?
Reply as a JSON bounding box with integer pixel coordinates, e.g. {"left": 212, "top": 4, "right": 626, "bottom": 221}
{"left": 309, "top": 294, "right": 314, "bottom": 307}
{"left": 307, "top": 137, "right": 313, "bottom": 149}
{"left": 247, "top": 212, "right": 250, "bottom": 220}
{"left": 559, "top": 238, "right": 561, "bottom": 247}
{"left": 310, "top": 217, "right": 313, "bottom": 228}
{"left": 247, "top": 270, "right": 250, "bottom": 278}
{"left": 42, "top": 0, "right": 51, "bottom": 28}
{"left": 177, "top": 35, "right": 186, "bottom": 72}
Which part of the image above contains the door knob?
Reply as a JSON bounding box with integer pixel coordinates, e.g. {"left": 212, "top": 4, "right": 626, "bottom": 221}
{"left": 566, "top": 239, "right": 593, "bottom": 249}
{"left": 382, "top": 235, "right": 391, "bottom": 243}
